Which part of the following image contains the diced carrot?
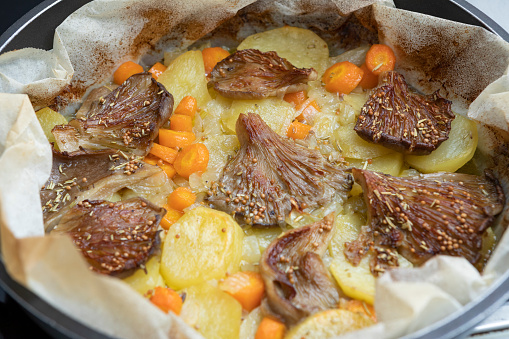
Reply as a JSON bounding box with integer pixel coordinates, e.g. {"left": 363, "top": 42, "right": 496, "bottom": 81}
{"left": 283, "top": 91, "right": 307, "bottom": 107}
{"left": 365, "top": 44, "right": 396, "bottom": 75}
{"left": 322, "top": 61, "right": 364, "bottom": 95}
{"left": 344, "top": 299, "right": 377, "bottom": 322}
{"left": 149, "top": 142, "right": 178, "bottom": 164}
{"left": 296, "top": 100, "right": 320, "bottom": 122}
{"left": 144, "top": 154, "right": 160, "bottom": 166}
{"left": 158, "top": 129, "right": 196, "bottom": 149}
{"left": 149, "top": 286, "right": 183, "bottom": 315}
{"left": 287, "top": 121, "right": 312, "bottom": 140}
{"left": 219, "top": 271, "right": 265, "bottom": 312}
{"left": 173, "top": 143, "right": 209, "bottom": 179}
{"left": 160, "top": 162, "right": 177, "bottom": 178}
{"left": 202, "top": 47, "right": 230, "bottom": 76}
{"left": 113, "top": 61, "right": 144, "bottom": 85}
{"left": 149, "top": 62, "right": 167, "bottom": 80}
{"left": 254, "top": 317, "right": 286, "bottom": 339}
{"left": 174, "top": 96, "right": 198, "bottom": 117}
{"left": 160, "top": 204, "right": 183, "bottom": 230}
{"left": 167, "top": 187, "right": 196, "bottom": 211}
{"left": 170, "top": 114, "right": 193, "bottom": 132}
{"left": 144, "top": 154, "right": 177, "bottom": 178}
{"left": 359, "top": 63, "right": 379, "bottom": 89}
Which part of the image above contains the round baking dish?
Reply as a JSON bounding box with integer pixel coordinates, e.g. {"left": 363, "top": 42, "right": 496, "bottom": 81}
{"left": 0, "top": 1, "right": 508, "bottom": 338}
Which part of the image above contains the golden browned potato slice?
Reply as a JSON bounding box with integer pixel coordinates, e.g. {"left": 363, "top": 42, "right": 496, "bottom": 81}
{"left": 405, "top": 114, "right": 478, "bottom": 173}
{"left": 347, "top": 152, "right": 404, "bottom": 177}
{"left": 238, "top": 26, "right": 329, "bottom": 75}
{"left": 157, "top": 50, "right": 211, "bottom": 107}
{"left": 123, "top": 255, "right": 164, "bottom": 295}
{"left": 222, "top": 98, "right": 296, "bottom": 135}
{"left": 36, "top": 107, "right": 68, "bottom": 143}
{"left": 284, "top": 309, "right": 374, "bottom": 339}
{"left": 335, "top": 124, "right": 395, "bottom": 159}
{"left": 160, "top": 207, "right": 244, "bottom": 290}
{"left": 180, "top": 283, "right": 242, "bottom": 339}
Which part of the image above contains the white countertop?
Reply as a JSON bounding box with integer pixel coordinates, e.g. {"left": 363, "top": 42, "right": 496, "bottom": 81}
{"left": 466, "top": 0, "right": 509, "bottom": 34}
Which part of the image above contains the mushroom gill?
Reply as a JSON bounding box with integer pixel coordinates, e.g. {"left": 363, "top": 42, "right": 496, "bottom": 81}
{"left": 345, "top": 169, "right": 505, "bottom": 276}
{"left": 354, "top": 71, "right": 455, "bottom": 155}
{"left": 52, "top": 198, "right": 164, "bottom": 275}
{"left": 209, "top": 49, "right": 317, "bottom": 100}
{"left": 260, "top": 214, "right": 342, "bottom": 325}
{"left": 52, "top": 73, "right": 173, "bottom": 156}
{"left": 41, "top": 148, "right": 162, "bottom": 232}
{"left": 207, "top": 113, "right": 353, "bottom": 227}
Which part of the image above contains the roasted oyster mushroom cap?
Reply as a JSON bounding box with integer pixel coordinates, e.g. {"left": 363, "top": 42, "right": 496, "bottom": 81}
{"left": 52, "top": 198, "right": 164, "bottom": 275}
{"left": 207, "top": 113, "right": 353, "bottom": 227}
{"left": 354, "top": 71, "right": 455, "bottom": 155}
{"left": 41, "top": 148, "right": 162, "bottom": 232}
{"left": 53, "top": 73, "right": 173, "bottom": 156}
{"left": 345, "top": 169, "right": 505, "bottom": 276}
{"left": 260, "top": 214, "right": 341, "bottom": 325}
{"left": 209, "top": 49, "right": 317, "bottom": 100}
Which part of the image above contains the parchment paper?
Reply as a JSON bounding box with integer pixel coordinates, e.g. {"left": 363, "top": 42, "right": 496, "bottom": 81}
{"left": 1, "top": 0, "right": 509, "bottom": 338}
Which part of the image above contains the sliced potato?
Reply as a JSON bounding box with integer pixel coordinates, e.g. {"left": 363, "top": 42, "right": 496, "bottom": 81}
{"left": 123, "top": 255, "right": 164, "bottom": 295}
{"left": 335, "top": 124, "right": 394, "bottom": 159}
{"left": 328, "top": 213, "right": 375, "bottom": 304}
{"left": 238, "top": 26, "right": 329, "bottom": 75}
{"left": 239, "top": 307, "right": 263, "bottom": 339}
{"left": 157, "top": 50, "right": 211, "bottom": 107}
{"left": 222, "top": 98, "right": 296, "bottom": 135}
{"left": 36, "top": 107, "right": 68, "bottom": 143}
{"left": 347, "top": 152, "right": 404, "bottom": 177}
{"left": 405, "top": 114, "right": 478, "bottom": 173}
{"left": 241, "top": 234, "right": 262, "bottom": 266}
{"left": 284, "top": 309, "right": 374, "bottom": 339}
{"left": 160, "top": 207, "right": 244, "bottom": 290}
{"left": 180, "top": 283, "right": 242, "bottom": 339}
{"left": 331, "top": 257, "right": 375, "bottom": 305}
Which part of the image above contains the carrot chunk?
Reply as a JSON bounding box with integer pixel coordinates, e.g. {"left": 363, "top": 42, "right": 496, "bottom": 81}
{"left": 149, "top": 143, "right": 178, "bottom": 164}
{"left": 202, "top": 47, "right": 230, "bottom": 76}
{"left": 254, "top": 317, "right": 286, "bottom": 339}
{"left": 287, "top": 121, "right": 312, "bottom": 140}
{"left": 170, "top": 114, "right": 194, "bottom": 132}
{"left": 283, "top": 90, "right": 307, "bottom": 107}
{"left": 148, "top": 62, "right": 167, "bottom": 80}
{"left": 365, "top": 44, "right": 396, "bottom": 75}
{"left": 167, "top": 187, "right": 196, "bottom": 211}
{"left": 174, "top": 96, "right": 198, "bottom": 117}
{"left": 160, "top": 204, "right": 183, "bottom": 230}
{"left": 173, "top": 143, "right": 209, "bottom": 179}
{"left": 359, "top": 63, "right": 379, "bottom": 89}
{"left": 158, "top": 129, "right": 196, "bottom": 149}
{"left": 150, "top": 286, "right": 183, "bottom": 315}
{"left": 322, "top": 61, "right": 364, "bottom": 95}
{"left": 113, "top": 61, "right": 144, "bottom": 85}
{"left": 219, "top": 271, "right": 265, "bottom": 312}
{"left": 144, "top": 154, "right": 177, "bottom": 178}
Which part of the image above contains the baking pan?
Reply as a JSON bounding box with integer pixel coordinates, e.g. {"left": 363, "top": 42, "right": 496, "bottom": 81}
{"left": 1, "top": 1, "right": 508, "bottom": 338}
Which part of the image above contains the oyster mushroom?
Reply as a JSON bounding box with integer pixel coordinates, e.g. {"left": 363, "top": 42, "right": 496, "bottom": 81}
{"left": 209, "top": 49, "right": 317, "bottom": 99}
{"left": 260, "top": 214, "right": 341, "bottom": 325}
{"left": 345, "top": 169, "right": 505, "bottom": 276}
{"left": 52, "top": 73, "right": 173, "bottom": 156}
{"left": 41, "top": 148, "right": 162, "bottom": 232}
{"left": 207, "top": 113, "right": 353, "bottom": 227}
{"left": 354, "top": 71, "right": 455, "bottom": 155}
{"left": 52, "top": 198, "right": 164, "bottom": 275}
